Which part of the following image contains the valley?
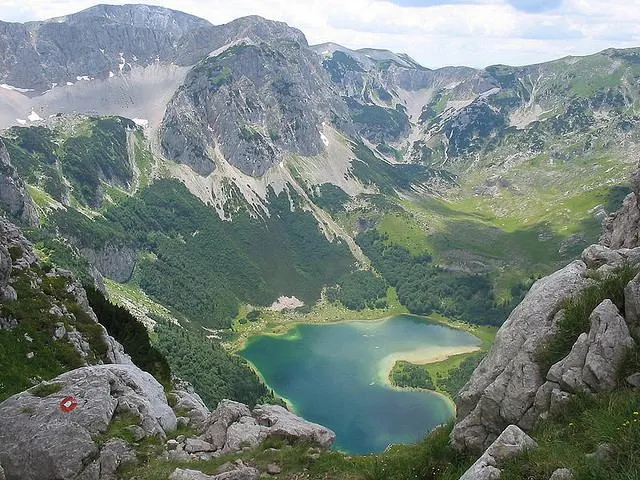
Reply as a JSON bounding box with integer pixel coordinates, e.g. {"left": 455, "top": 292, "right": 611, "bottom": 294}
{"left": 0, "top": 4, "right": 639, "bottom": 480}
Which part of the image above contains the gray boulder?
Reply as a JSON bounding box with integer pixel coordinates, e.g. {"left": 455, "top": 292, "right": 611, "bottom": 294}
{"left": 253, "top": 404, "right": 336, "bottom": 448}
{"left": 173, "top": 388, "right": 210, "bottom": 430}
{"left": 92, "top": 438, "right": 136, "bottom": 480}
{"left": 0, "top": 364, "right": 176, "bottom": 480}
{"left": 170, "top": 470, "right": 216, "bottom": 480}
{"left": 547, "top": 333, "right": 590, "bottom": 392}
{"left": 582, "top": 300, "right": 635, "bottom": 392}
{"left": 586, "top": 443, "right": 615, "bottom": 462}
{"left": 581, "top": 245, "right": 625, "bottom": 269}
{"left": 458, "top": 425, "right": 537, "bottom": 480}
{"left": 201, "top": 400, "right": 335, "bottom": 455}
{"left": 451, "top": 260, "right": 591, "bottom": 453}
{"left": 169, "top": 464, "right": 260, "bottom": 480}
{"left": 203, "top": 400, "right": 255, "bottom": 450}
{"left": 549, "top": 468, "right": 574, "bottom": 480}
{"left": 184, "top": 438, "right": 215, "bottom": 454}
{"left": 626, "top": 372, "right": 640, "bottom": 388}
{"left": 624, "top": 272, "right": 640, "bottom": 340}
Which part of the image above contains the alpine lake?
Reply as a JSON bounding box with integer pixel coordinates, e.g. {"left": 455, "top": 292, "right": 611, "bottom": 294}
{"left": 239, "top": 314, "right": 482, "bottom": 454}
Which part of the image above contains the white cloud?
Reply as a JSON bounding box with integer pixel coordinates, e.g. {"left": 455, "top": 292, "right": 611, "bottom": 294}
{"left": 0, "top": 0, "right": 638, "bottom": 68}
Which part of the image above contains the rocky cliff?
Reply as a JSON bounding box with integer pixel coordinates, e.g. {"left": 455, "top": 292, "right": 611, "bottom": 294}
{"left": 159, "top": 37, "right": 349, "bottom": 177}
{"left": 0, "top": 4, "right": 213, "bottom": 92}
{"left": 0, "top": 140, "right": 38, "bottom": 226}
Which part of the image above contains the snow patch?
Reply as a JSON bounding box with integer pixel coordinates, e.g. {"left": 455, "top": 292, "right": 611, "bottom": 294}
{"left": 66, "top": 82, "right": 74, "bottom": 86}
{"left": 320, "top": 132, "right": 329, "bottom": 147}
{"left": 27, "top": 111, "right": 42, "bottom": 122}
{"left": 268, "top": 296, "right": 304, "bottom": 311}
{"left": 76, "top": 76, "right": 91, "bottom": 81}
{"left": 16, "top": 118, "right": 27, "bottom": 125}
{"left": 0, "top": 84, "right": 33, "bottom": 93}
{"left": 132, "top": 118, "right": 149, "bottom": 127}
{"left": 109, "top": 71, "right": 115, "bottom": 78}
{"left": 208, "top": 38, "right": 255, "bottom": 58}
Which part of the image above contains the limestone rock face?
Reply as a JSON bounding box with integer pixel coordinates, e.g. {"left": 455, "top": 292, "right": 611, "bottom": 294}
{"left": 203, "top": 400, "right": 255, "bottom": 451}
{"left": 81, "top": 244, "right": 138, "bottom": 283}
{"left": 0, "top": 141, "right": 39, "bottom": 227}
{"left": 548, "top": 300, "right": 635, "bottom": 393}
{"left": 253, "top": 404, "right": 336, "bottom": 448}
{"left": 582, "top": 300, "right": 635, "bottom": 392}
{"left": 0, "top": 5, "right": 214, "bottom": 92}
{"left": 451, "top": 260, "right": 591, "bottom": 453}
{"left": 173, "top": 388, "right": 211, "bottom": 430}
{"left": 458, "top": 425, "right": 537, "bottom": 480}
{"left": 624, "top": 272, "right": 640, "bottom": 340}
{"left": 159, "top": 36, "right": 349, "bottom": 177}
{"left": 547, "top": 333, "right": 590, "bottom": 391}
{"left": 0, "top": 364, "right": 177, "bottom": 480}
{"left": 601, "top": 191, "right": 640, "bottom": 249}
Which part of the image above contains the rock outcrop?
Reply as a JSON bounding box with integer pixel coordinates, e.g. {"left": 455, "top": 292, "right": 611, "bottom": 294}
{"left": 0, "top": 364, "right": 176, "bottom": 480}
{"left": 453, "top": 167, "right": 640, "bottom": 455}
{"left": 601, "top": 171, "right": 640, "bottom": 249}
{"left": 451, "top": 260, "right": 592, "bottom": 452}
{"left": 160, "top": 37, "right": 350, "bottom": 177}
{"left": 81, "top": 243, "right": 138, "bottom": 283}
{"left": 169, "top": 462, "right": 260, "bottom": 480}
{"left": 0, "top": 217, "right": 131, "bottom": 371}
{"left": 458, "top": 425, "right": 537, "bottom": 480}
{"left": 547, "top": 300, "right": 634, "bottom": 393}
{"left": 453, "top": 246, "right": 640, "bottom": 453}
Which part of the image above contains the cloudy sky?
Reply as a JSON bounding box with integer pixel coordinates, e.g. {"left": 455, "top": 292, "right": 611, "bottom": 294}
{"left": 1, "top": 0, "right": 639, "bottom": 68}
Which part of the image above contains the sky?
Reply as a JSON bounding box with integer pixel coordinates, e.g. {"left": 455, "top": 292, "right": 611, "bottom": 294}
{"left": 1, "top": 0, "right": 639, "bottom": 68}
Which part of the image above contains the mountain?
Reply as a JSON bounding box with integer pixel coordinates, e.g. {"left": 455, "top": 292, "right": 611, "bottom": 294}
{"left": 0, "top": 4, "right": 637, "bottom": 330}
{"left": 0, "top": 4, "right": 639, "bottom": 480}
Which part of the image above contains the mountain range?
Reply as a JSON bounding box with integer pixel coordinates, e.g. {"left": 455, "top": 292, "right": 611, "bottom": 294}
{"left": 1, "top": 3, "right": 639, "bottom": 330}
{"left": 1, "top": 4, "right": 640, "bottom": 480}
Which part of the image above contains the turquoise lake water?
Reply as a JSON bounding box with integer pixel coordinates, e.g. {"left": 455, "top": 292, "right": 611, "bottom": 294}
{"left": 239, "top": 314, "right": 481, "bottom": 454}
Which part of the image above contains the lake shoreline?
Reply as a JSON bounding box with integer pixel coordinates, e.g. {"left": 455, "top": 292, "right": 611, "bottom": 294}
{"left": 238, "top": 315, "right": 487, "bottom": 453}
{"left": 379, "top": 345, "right": 483, "bottom": 410}
{"left": 230, "top": 309, "right": 495, "bottom": 353}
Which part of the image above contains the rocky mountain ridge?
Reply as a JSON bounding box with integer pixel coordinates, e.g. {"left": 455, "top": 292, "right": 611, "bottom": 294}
{"left": 1, "top": 5, "right": 638, "bottom": 230}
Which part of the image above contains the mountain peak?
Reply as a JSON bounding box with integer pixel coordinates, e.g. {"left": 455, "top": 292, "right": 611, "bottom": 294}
{"left": 222, "top": 14, "right": 309, "bottom": 47}
{"left": 43, "top": 3, "right": 212, "bottom": 31}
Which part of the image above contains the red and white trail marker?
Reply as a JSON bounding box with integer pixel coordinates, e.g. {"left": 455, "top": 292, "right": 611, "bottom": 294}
{"left": 59, "top": 395, "right": 78, "bottom": 413}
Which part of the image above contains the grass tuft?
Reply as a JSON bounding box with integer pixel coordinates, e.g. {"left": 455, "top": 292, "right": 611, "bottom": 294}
{"left": 29, "top": 381, "right": 64, "bottom": 398}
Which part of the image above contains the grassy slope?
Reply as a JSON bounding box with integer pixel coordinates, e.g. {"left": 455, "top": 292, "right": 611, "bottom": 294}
{"left": 375, "top": 155, "right": 633, "bottom": 298}
{"left": 501, "top": 390, "right": 640, "bottom": 480}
